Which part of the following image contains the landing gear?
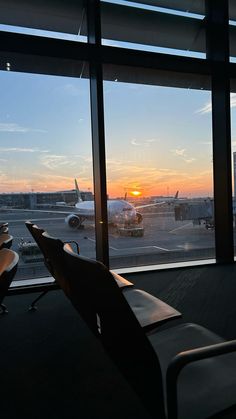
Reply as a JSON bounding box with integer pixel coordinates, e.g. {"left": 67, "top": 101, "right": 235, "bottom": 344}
{"left": 117, "top": 226, "right": 144, "bottom": 237}
{"left": 65, "top": 214, "right": 85, "bottom": 229}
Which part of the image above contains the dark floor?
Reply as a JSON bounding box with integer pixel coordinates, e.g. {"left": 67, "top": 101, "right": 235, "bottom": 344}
{"left": 2, "top": 263, "right": 236, "bottom": 419}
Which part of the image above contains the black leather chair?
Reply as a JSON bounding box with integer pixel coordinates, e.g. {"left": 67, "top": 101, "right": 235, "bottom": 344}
{"left": 25, "top": 221, "right": 110, "bottom": 310}
{"left": 40, "top": 230, "right": 181, "bottom": 332}
{"left": 25, "top": 221, "right": 81, "bottom": 310}
{"left": 61, "top": 244, "right": 236, "bottom": 419}
{"left": 0, "top": 248, "right": 19, "bottom": 314}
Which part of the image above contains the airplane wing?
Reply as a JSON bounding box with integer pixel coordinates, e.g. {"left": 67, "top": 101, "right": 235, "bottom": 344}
{"left": 135, "top": 201, "right": 166, "bottom": 209}
{"left": 0, "top": 207, "right": 76, "bottom": 216}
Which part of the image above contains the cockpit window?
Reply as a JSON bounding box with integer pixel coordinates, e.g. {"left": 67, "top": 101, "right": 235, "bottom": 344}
{"left": 123, "top": 207, "right": 132, "bottom": 211}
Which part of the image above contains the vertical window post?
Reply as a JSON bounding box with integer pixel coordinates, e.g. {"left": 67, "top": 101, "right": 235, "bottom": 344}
{"left": 87, "top": 0, "right": 109, "bottom": 266}
{"left": 206, "top": 0, "right": 234, "bottom": 262}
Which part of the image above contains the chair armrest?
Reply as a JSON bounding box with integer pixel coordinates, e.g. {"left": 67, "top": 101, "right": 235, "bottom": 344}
{"left": 166, "top": 339, "right": 236, "bottom": 419}
{"left": 63, "top": 241, "right": 80, "bottom": 254}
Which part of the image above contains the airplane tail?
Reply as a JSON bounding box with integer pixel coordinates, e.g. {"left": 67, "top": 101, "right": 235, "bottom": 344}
{"left": 174, "top": 190, "right": 179, "bottom": 199}
{"left": 75, "top": 179, "right": 83, "bottom": 203}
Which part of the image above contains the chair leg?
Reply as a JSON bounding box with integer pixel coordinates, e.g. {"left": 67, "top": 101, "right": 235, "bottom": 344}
{"left": 28, "top": 291, "right": 49, "bottom": 311}
{"left": 0, "top": 303, "right": 8, "bottom": 314}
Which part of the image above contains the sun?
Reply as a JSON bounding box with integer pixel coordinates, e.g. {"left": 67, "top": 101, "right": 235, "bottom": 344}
{"left": 130, "top": 190, "right": 142, "bottom": 197}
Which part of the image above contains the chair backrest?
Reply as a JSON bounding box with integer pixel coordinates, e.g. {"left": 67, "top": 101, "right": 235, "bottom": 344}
{"left": 0, "top": 248, "right": 19, "bottom": 304}
{"left": 25, "top": 221, "right": 53, "bottom": 274}
{"left": 0, "top": 234, "right": 13, "bottom": 250}
{"left": 0, "top": 223, "right": 8, "bottom": 234}
{"left": 25, "top": 221, "right": 45, "bottom": 253}
{"left": 40, "top": 232, "right": 98, "bottom": 334}
{"left": 62, "top": 244, "right": 165, "bottom": 419}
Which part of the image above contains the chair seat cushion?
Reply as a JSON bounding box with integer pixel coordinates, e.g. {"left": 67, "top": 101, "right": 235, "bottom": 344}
{"left": 149, "top": 323, "right": 236, "bottom": 419}
{"left": 123, "top": 288, "right": 181, "bottom": 330}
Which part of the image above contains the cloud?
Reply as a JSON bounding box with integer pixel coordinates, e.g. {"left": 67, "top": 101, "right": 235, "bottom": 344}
{"left": 40, "top": 155, "right": 76, "bottom": 170}
{"left": 171, "top": 148, "right": 196, "bottom": 164}
{"left": 131, "top": 138, "right": 141, "bottom": 146}
{"left": 75, "top": 154, "right": 92, "bottom": 163}
{"left": 199, "top": 141, "right": 211, "bottom": 145}
{"left": 146, "top": 138, "right": 157, "bottom": 143}
{"left": 196, "top": 93, "right": 236, "bottom": 114}
{"left": 171, "top": 148, "right": 186, "bottom": 157}
{"left": 0, "top": 123, "right": 47, "bottom": 133}
{"left": 196, "top": 102, "right": 212, "bottom": 115}
{"left": 0, "top": 147, "right": 49, "bottom": 153}
{"left": 131, "top": 138, "right": 158, "bottom": 147}
{"left": 40, "top": 153, "right": 93, "bottom": 172}
{"left": 183, "top": 158, "right": 196, "bottom": 163}
{"left": 60, "top": 83, "right": 81, "bottom": 96}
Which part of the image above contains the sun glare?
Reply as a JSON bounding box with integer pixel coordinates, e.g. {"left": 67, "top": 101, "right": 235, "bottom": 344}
{"left": 130, "top": 190, "right": 142, "bottom": 197}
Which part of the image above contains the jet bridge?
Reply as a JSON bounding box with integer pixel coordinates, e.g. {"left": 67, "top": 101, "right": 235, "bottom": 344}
{"left": 175, "top": 199, "right": 214, "bottom": 229}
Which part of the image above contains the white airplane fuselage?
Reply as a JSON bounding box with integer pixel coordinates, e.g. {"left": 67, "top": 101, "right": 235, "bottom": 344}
{"left": 75, "top": 199, "right": 138, "bottom": 223}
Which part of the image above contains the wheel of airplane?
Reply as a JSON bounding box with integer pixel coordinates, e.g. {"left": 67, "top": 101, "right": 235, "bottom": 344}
{"left": 136, "top": 212, "right": 143, "bottom": 224}
{"left": 65, "top": 214, "right": 81, "bottom": 229}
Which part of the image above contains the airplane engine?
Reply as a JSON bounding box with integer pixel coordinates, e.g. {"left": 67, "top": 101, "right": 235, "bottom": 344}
{"left": 136, "top": 212, "right": 143, "bottom": 224}
{"left": 65, "top": 214, "right": 81, "bottom": 229}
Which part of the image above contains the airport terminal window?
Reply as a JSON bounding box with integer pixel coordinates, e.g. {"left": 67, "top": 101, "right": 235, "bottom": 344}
{"left": 0, "top": 68, "right": 94, "bottom": 282}
{"left": 101, "top": 0, "right": 206, "bottom": 58}
{"left": 230, "top": 85, "right": 236, "bottom": 254}
{"left": 0, "top": 0, "right": 87, "bottom": 42}
{"left": 103, "top": 68, "right": 215, "bottom": 269}
{"left": 229, "top": 2, "right": 236, "bottom": 62}
{"left": 0, "top": 0, "right": 235, "bottom": 287}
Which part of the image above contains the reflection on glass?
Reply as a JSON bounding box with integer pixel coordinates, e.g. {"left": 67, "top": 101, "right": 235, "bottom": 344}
{"left": 0, "top": 1, "right": 87, "bottom": 42}
{"left": 104, "top": 75, "right": 214, "bottom": 269}
{"left": 0, "top": 69, "right": 93, "bottom": 281}
{"left": 231, "top": 90, "right": 236, "bottom": 253}
{"left": 101, "top": 0, "right": 206, "bottom": 58}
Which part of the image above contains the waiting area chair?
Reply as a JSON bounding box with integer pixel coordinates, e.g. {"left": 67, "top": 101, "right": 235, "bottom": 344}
{"left": 25, "top": 221, "right": 81, "bottom": 310}
{"left": 25, "top": 220, "right": 131, "bottom": 307}
{"left": 0, "top": 222, "right": 8, "bottom": 234}
{"left": 0, "top": 233, "right": 13, "bottom": 250}
{"left": 39, "top": 230, "right": 181, "bottom": 332}
{"left": 25, "top": 221, "right": 181, "bottom": 328}
{"left": 0, "top": 248, "right": 19, "bottom": 314}
{"left": 60, "top": 244, "right": 236, "bottom": 419}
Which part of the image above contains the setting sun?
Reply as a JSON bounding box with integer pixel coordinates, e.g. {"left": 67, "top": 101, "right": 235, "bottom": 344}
{"left": 130, "top": 190, "right": 142, "bottom": 197}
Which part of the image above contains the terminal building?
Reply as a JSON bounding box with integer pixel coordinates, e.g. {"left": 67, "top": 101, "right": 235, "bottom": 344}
{"left": 0, "top": 190, "right": 93, "bottom": 209}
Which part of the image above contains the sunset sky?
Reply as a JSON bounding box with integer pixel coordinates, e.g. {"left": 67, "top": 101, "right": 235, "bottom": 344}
{"left": 0, "top": 68, "right": 235, "bottom": 199}
{"left": 0, "top": 9, "right": 236, "bottom": 200}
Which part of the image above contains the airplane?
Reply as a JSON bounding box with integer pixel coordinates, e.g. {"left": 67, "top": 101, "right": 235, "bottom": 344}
{"left": 63, "top": 181, "right": 183, "bottom": 229}
{"left": 64, "top": 179, "right": 145, "bottom": 229}
{"left": 1, "top": 180, "right": 180, "bottom": 230}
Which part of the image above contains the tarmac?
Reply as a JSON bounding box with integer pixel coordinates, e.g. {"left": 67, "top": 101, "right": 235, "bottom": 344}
{"left": 1, "top": 208, "right": 216, "bottom": 280}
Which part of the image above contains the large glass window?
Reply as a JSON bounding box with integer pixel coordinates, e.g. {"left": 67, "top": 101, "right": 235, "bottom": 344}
{"left": 0, "top": 0, "right": 87, "bottom": 42}
{"left": 103, "top": 66, "right": 214, "bottom": 269}
{"left": 0, "top": 62, "right": 94, "bottom": 282}
{"left": 231, "top": 84, "right": 236, "bottom": 255}
{"left": 101, "top": 0, "right": 206, "bottom": 58}
{"left": 229, "top": 1, "right": 236, "bottom": 62}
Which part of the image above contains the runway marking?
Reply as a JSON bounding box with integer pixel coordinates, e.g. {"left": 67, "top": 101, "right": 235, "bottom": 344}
{"left": 112, "top": 245, "right": 170, "bottom": 252}
{"left": 6, "top": 217, "right": 64, "bottom": 223}
{"left": 87, "top": 237, "right": 118, "bottom": 251}
{"left": 169, "top": 223, "right": 192, "bottom": 233}
{"left": 87, "top": 237, "right": 170, "bottom": 252}
{"left": 152, "top": 246, "right": 170, "bottom": 251}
